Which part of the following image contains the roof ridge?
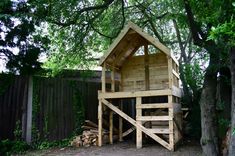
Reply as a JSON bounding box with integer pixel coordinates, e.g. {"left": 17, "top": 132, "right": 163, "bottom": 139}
{"left": 99, "top": 21, "right": 173, "bottom": 66}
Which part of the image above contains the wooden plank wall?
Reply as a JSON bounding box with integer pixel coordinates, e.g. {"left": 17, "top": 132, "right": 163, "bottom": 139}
{"left": 121, "top": 55, "right": 145, "bottom": 91}
{"left": 172, "top": 61, "right": 179, "bottom": 87}
{"left": 121, "top": 52, "right": 168, "bottom": 91}
{"left": 0, "top": 74, "right": 100, "bottom": 141}
{"left": 149, "top": 53, "right": 169, "bottom": 90}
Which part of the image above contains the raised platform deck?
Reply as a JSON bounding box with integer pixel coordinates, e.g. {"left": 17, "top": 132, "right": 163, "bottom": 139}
{"left": 98, "top": 88, "right": 182, "bottom": 151}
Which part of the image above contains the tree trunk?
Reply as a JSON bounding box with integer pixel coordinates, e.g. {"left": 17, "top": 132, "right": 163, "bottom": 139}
{"left": 229, "top": 47, "right": 235, "bottom": 156}
{"left": 179, "top": 62, "right": 192, "bottom": 106}
{"left": 200, "top": 53, "right": 219, "bottom": 156}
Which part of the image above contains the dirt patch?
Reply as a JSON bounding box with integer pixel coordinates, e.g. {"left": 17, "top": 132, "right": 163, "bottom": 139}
{"left": 22, "top": 141, "right": 202, "bottom": 156}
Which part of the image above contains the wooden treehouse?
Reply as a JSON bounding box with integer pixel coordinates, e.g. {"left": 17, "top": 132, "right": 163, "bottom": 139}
{"left": 98, "top": 22, "right": 182, "bottom": 151}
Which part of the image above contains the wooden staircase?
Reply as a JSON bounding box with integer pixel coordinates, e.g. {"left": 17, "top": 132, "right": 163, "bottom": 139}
{"left": 101, "top": 98, "right": 174, "bottom": 151}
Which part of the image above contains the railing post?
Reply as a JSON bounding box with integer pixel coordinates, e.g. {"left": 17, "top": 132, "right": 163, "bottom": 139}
{"left": 168, "top": 56, "right": 173, "bottom": 89}
{"left": 102, "top": 63, "right": 106, "bottom": 93}
{"left": 109, "top": 65, "right": 115, "bottom": 144}
{"left": 98, "top": 100, "right": 103, "bottom": 146}
{"left": 109, "top": 110, "right": 113, "bottom": 144}
{"left": 144, "top": 44, "right": 149, "bottom": 90}
{"left": 168, "top": 95, "right": 174, "bottom": 151}
{"left": 136, "top": 97, "right": 142, "bottom": 148}
{"left": 119, "top": 101, "right": 123, "bottom": 141}
{"left": 111, "top": 66, "right": 115, "bottom": 92}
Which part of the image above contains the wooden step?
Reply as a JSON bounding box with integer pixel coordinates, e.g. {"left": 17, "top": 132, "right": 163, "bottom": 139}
{"left": 136, "top": 103, "right": 171, "bottom": 109}
{"left": 151, "top": 125, "right": 169, "bottom": 129}
{"left": 151, "top": 121, "right": 169, "bottom": 126}
{"left": 136, "top": 116, "right": 171, "bottom": 121}
{"left": 147, "top": 128, "right": 171, "bottom": 134}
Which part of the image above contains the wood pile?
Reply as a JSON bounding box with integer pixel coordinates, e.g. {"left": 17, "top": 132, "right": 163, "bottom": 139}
{"left": 71, "top": 120, "right": 109, "bottom": 147}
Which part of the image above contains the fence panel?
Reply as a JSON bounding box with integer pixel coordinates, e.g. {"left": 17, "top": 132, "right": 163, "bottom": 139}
{"left": 0, "top": 75, "right": 28, "bottom": 140}
{"left": 0, "top": 73, "right": 101, "bottom": 141}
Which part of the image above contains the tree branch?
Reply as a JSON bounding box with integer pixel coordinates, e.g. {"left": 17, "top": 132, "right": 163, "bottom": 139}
{"left": 173, "top": 19, "right": 185, "bottom": 56}
{"left": 183, "top": 33, "right": 192, "bottom": 51}
{"left": 120, "top": 0, "right": 126, "bottom": 30}
{"left": 88, "top": 0, "right": 125, "bottom": 40}
{"left": 49, "top": 0, "right": 115, "bottom": 27}
{"left": 183, "top": 0, "right": 204, "bottom": 46}
{"left": 77, "top": 0, "right": 115, "bottom": 14}
{"left": 134, "top": 1, "right": 166, "bottom": 43}
{"left": 90, "top": 24, "right": 114, "bottom": 39}
{"left": 155, "top": 12, "right": 168, "bottom": 19}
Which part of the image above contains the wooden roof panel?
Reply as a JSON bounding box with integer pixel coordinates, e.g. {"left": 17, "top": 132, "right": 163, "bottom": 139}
{"left": 99, "top": 22, "right": 174, "bottom": 67}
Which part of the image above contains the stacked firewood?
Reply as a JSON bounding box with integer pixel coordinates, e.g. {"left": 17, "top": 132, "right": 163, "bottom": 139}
{"left": 71, "top": 120, "right": 109, "bottom": 147}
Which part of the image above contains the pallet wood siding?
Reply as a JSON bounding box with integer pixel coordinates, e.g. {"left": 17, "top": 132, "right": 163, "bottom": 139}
{"left": 172, "top": 61, "right": 180, "bottom": 88}
{"left": 121, "top": 55, "right": 145, "bottom": 91}
{"left": 149, "top": 53, "right": 169, "bottom": 90}
{"left": 0, "top": 74, "right": 101, "bottom": 141}
{"left": 121, "top": 53, "right": 168, "bottom": 91}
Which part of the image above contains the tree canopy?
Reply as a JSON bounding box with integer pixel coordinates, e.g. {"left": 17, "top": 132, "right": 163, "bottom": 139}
{"left": 1, "top": 0, "right": 235, "bottom": 155}
{"left": 0, "top": 0, "right": 48, "bottom": 74}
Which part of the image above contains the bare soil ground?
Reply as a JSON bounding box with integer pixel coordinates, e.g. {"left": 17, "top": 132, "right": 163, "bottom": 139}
{"left": 21, "top": 141, "right": 202, "bottom": 156}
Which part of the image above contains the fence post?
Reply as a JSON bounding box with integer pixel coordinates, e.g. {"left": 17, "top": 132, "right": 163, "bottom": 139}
{"left": 26, "top": 75, "right": 33, "bottom": 144}
{"left": 21, "top": 78, "right": 28, "bottom": 140}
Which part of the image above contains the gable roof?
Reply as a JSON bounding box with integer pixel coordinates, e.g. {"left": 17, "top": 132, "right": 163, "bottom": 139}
{"left": 99, "top": 22, "right": 176, "bottom": 67}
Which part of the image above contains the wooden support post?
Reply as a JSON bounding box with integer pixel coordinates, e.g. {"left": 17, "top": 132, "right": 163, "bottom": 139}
{"left": 98, "top": 100, "right": 103, "bottom": 146}
{"left": 168, "top": 56, "right": 173, "bottom": 89}
{"left": 109, "top": 110, "right": 113, "bottom": 144}
{"left": 111, "top": 66, "right": 115, "bottom": 92}
{"left": 136, "top": 97, "right": 142, "bottom": 148}
{"left": 110, "top": 66, "right": 115, "bottom": 144}
{"left": 118, "top": 72, "right": 123, "bottom": 141}
{"left": 119, "top": 101, "right": 123, "bottom": 141}
{"left": 26, "top": 76, "right": 33, "bottom": 144}
{"left": 168, "top": 95, "right": 174, "bottom": 151}
{"left": 102, "top": 63, "right": 106, "bottom": 93}
{"left": 144, "top": 44, "right": 149, "bottom": 90}
{"left": 119, "top": 71, "right": 122, "bottom": 92}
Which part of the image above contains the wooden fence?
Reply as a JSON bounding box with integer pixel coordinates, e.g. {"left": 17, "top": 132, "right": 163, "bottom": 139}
{"left": 0, "top": 71, "right": 101, "bottom": 141}
{"left": 0, "top": 75, "right": 28, "bottom": 140}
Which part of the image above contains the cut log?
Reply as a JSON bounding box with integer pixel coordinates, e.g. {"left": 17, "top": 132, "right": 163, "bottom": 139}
{"left": 71, "top": 121, "right": 117, "bottom": 148}
{"left": 85, "top": 120, "right": 98, "bottom": 128}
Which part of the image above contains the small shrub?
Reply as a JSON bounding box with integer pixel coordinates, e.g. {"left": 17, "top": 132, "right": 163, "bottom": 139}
{"left": 32, "top": 138, "right": 71, "bottom": 150}
{"left": 0, "top": 139, "right": 29, "bottom": 156}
